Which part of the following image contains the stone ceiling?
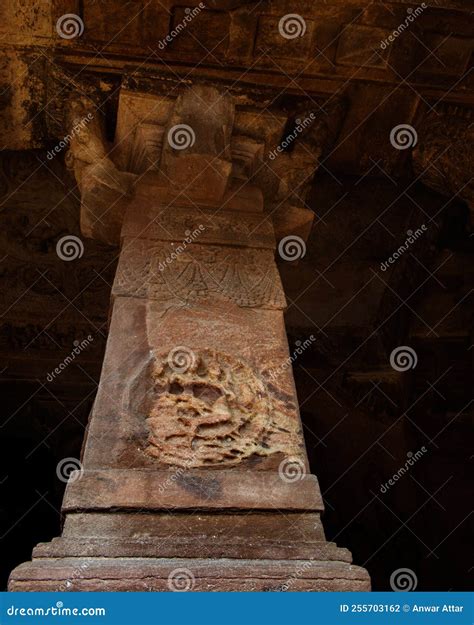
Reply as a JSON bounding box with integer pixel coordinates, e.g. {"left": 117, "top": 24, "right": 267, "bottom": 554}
{"left": 1, "top": 1, "right": 472, "bottom": 174}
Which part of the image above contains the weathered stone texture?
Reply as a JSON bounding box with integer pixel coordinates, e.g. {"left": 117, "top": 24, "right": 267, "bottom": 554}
{"left": 145, "top": 349, "right": 302, "bottom": 467}
{"left": 114, "top": 240, "right": 286, "bottom": 308}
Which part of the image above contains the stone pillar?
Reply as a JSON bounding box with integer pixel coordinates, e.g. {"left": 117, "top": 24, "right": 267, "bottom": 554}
{"left": 9, "top": 86, "right": 370, "bottom": 592}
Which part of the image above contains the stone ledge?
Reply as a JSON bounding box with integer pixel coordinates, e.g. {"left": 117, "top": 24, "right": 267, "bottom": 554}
{"left": 61, "top": 511, "right": 327, "bottom": 540}
{"left": 33, "top": 537, "right": 352, "bottom": 563}
{"left": 9, "top": 557, "right": 371, "bottom": 592}
{"left": 63, "top": 469, "right": 324, "bottom": 512}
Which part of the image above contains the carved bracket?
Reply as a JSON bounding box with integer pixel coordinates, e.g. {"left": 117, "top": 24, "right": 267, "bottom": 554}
{"left": 66, "top": 85, "right": 346, "bottom": 246}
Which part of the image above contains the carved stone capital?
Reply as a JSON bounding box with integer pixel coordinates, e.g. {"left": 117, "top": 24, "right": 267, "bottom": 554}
{"left": 66, "top": 85, "right": 346, "bottom": 246}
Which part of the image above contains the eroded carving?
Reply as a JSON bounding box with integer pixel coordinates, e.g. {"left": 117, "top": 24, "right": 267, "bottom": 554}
{"left": 145, "top": 350, "right": 301, "bottom": 467}
{"left": 65, "top": 97, "right": 136, "bottom": 244}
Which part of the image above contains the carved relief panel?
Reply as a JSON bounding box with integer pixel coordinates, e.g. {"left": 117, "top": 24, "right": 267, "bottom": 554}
{"left": 145, "top": 349, "right": 302, "bottom": 468}
{"left": 113, "top": 239, "right": 286, "bottom": 310}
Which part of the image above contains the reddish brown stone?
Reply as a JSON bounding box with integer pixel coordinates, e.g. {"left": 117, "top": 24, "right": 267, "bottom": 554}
{"left": 62, "top": 470, "right": 323, "bottom": 512}
{"left": 8, "top": 84, "right": 370, "bottom": 592}
{"left": 10, "top": 558, "right": 371, "bottom": 592}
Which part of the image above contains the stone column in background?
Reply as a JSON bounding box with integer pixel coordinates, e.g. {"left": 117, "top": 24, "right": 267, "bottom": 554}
{"left": 9, "top": 86, "right": 370, "bottom": 591}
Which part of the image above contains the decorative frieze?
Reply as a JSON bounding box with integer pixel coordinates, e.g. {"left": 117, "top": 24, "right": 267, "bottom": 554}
{"left": 113, "top": 239, "right": 286, "bottom": 309}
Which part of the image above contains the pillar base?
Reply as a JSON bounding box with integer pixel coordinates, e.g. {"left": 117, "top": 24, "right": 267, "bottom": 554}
{"left": 9, "top": 557, "right": 370, "bottom": 592}
{"left": 8, "top": 512, "right": 370, "bottom": 591}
